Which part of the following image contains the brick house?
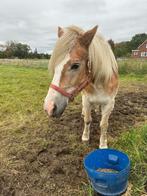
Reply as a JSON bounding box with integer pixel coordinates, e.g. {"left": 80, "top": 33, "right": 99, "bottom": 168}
{"left": 132, "top": 40, "right": 147, "bottom": 58}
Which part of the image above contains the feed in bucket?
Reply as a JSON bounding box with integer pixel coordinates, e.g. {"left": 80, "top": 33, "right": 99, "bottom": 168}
{"left": 96, "top": 168, "right": 119, "bottom": 173}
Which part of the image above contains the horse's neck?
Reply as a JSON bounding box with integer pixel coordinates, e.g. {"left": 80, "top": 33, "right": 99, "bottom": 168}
{"left": 84, "top": 71, "right": 118, "bottom": 96}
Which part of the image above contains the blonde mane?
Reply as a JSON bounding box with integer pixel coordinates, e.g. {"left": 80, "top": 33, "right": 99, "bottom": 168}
{"left": 49, "top": 25, "right": 118, "bottom": 85}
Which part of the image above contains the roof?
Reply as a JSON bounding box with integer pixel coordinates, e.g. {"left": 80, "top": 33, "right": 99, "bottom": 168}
{"left": 138, "top": 39, "right": 147, "bottom": 49}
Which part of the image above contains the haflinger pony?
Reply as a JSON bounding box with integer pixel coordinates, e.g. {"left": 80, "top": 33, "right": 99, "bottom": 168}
{"left": 44, "top": 25, "right": 118, "bottom": 148}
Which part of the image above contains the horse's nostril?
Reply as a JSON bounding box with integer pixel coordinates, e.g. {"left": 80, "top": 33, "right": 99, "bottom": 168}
{"left": 44, "top": 109, "right": 48, "bottom": 114}
{"left": 52, "top": 104, "right": 57, "bottom": 115}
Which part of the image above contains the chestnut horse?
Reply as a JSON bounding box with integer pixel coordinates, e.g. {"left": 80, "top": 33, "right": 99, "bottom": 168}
{"left": 44, "top": 25, "right": 118, "bottom": 148}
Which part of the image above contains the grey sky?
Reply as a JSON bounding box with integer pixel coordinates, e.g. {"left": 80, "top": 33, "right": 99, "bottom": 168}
{"left": 0, "top": 0, "right": 146, "bottom": 53}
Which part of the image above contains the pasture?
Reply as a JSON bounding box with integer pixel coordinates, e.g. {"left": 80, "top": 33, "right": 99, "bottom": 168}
{"left": 0, "top": 59, "right": 147, "bottom": 196}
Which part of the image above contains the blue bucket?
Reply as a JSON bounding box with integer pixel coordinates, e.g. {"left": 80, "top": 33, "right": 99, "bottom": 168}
{"left": 84, "top": 149, "right": 130, "bottom": 196}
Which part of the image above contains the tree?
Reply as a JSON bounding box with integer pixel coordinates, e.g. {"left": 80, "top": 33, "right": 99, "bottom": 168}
{"left": 114, "top": 41, "right": 131, "bottom": 58}
{"left": 33, "top": 48, "right": 38, "bottom": 58}
{"left": 108, "top": 39, "right": 115, "bottom": 53}
{"left": 0, "top": 41, "right": 50, "bottom": 59}
{"left": 15, "top": 43, "right": 31, "bottom": 58}
{"left": 4, "top": 41, "right": 31, "bottom": 58}
{"left": 130, "top": 33, "right": 147, "bottom": 50}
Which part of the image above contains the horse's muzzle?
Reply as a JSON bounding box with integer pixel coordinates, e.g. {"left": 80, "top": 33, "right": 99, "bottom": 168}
{"left": 44, "top": 100, "right": 67, "bottom": 118}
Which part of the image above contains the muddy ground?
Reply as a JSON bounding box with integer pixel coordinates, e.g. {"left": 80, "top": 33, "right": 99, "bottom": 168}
{"left": 0, "top": 83, "right": 147, "bottom": 196}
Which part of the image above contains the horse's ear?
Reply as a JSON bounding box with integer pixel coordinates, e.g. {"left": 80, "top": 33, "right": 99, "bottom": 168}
{"left": 58, "top": 26, "right": 64, "bottom": 38}
{"left": 79, "top": 25, "right": 98, "bottom": 48}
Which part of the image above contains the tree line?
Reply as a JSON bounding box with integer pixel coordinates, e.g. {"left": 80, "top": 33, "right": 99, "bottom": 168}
{"left": 108, "top": 33, "right": 147, "bottom": 58}
{"left": 0, "top": 41, "right": 50, "bottom": 59}
{"left": 0, "top": 33, "right": 147, "bottom": 59}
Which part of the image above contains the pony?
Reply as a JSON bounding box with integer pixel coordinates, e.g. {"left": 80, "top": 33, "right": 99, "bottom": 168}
{"left": 44, "top": 25, "right": 118, "bottom": 148}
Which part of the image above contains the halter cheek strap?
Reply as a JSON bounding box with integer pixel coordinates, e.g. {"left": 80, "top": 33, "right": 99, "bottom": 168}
{"left": 50, "top": 76, "right": 91, "bottom": 101}
{"left": 50, "top": 83, "right": 74, "bottom": 100}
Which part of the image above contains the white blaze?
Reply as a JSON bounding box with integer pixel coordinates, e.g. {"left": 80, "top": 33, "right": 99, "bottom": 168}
{"left": 52, "top": 54, "right": 70, "bottom": 86}
{"left": 44, "top": 54, "right": 70, "bottom": 108}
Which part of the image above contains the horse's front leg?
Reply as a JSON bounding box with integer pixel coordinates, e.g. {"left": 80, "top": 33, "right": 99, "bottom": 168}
{"left": 99, "top": 99, "right": 115, "bottom": 149}
{"left": 82, "top": 95, "right": 92, "bottom": 142}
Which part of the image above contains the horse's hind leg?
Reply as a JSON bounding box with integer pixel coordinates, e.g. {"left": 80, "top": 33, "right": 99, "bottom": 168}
{"left": 82, "top": 95, "right": 92, "bottom": 141}
{"left": 99, "top": 99, "right": 115, "bottom": 149}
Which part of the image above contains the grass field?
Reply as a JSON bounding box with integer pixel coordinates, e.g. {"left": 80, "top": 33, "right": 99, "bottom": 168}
{"left": 0, "top": 59, "right": 147, "bottom": 195}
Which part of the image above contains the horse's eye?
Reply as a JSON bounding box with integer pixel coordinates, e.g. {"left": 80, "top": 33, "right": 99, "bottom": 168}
{"left": 71, "top": 63, "right": 80, "bottom": 70}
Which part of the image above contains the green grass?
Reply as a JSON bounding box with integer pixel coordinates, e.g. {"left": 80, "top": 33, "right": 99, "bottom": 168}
{"left": 120, "top": 74, "right": 147, "bottom": 84}
{"left": 118, "top": 58, "right": 147, "bottom": 75}
{"left": 118, "top": 59, "right": 147, "bottom": 83}
{"left": 112, "top": 125, "right": 147, "bottom": 195}
{"left": 0, "top": 64, "right": 49, "bottom": 125}
{"left": 0, "top": 58, "right": 48, "bottom": 69}
{"left": 0, "top": 59, "right": 147, "bottom": 195}
{"left": 0, "top": 63, "right": 51, "bottom": 159}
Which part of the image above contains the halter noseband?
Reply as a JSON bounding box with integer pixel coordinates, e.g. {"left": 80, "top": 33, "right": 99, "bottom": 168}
{"left": 49, "top": 61, "right": 92, "bottom": 101}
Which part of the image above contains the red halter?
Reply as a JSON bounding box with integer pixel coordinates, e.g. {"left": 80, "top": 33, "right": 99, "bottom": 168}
{"left": 50, "top": 61, "right": 92, "bottom": 101}
{"left": 50, "top": 76, "right": 91, "bottom": 101}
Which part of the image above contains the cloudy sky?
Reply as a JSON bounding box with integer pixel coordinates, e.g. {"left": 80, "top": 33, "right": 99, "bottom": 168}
{"left": 0, "top": 0, "right": 146, "bottom": 53}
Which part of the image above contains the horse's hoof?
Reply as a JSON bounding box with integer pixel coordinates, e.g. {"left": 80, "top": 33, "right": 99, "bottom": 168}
{"left": 82, "top": 136, "right": 90, "bottom": 144}
{"left": 82, "top": 138, "right": 89, "bottom": 142}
